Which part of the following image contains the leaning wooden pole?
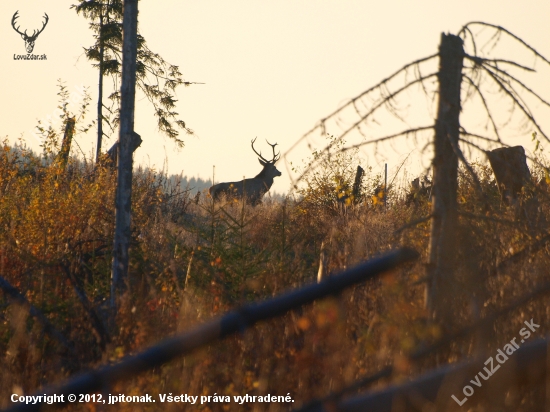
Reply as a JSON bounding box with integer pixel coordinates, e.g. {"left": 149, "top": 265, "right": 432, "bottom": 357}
{"left": 426, "top": 33, "right": 464, "bottom": 325}
{"left": 3, "top": 248, "right": 418, "bottom": 412}
{"left": 110, "top": 0, "right": 139, "bottom": 311}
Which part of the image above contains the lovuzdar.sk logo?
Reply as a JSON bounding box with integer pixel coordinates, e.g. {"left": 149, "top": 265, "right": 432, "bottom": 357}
{"left": 11, "top": 10, "right": 49, "bottom": 60}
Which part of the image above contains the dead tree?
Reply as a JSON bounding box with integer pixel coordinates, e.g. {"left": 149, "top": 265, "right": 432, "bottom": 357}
{"left": 283, "top": 23, "right": 549, "bottom": 328}
{"left": 426, "top": 34, "right": 464, "bottom": 324}
{"left": 110, "top": 0, "right": 139, "bottom": 313}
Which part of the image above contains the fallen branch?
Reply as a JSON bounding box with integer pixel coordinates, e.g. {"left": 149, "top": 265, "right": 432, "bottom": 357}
{"left": 3, "top": 248, "right": 418, "bottom": 412}
{"left": 0, "top": 275, "right": 73, "bottom": 352}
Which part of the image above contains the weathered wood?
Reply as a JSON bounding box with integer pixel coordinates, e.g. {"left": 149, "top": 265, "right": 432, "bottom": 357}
{"left": 486, "top": 146, "right": 531, "bottom": 205}
{"left": 55, "top": 116, "right": 75, "bottom": 171}
{"left": 101, "top": 134, "right": 142, "bottom": 169}
{"left": 487, "top": 145, "right": 543, "bottom": 232}
{"left": 317, "top": 241, "right": 328, "bottom": 283}
{"left": 3, "top": 248, "right": 418, "bottom": 412}
{"left": 110, "top": 0, "right": 139, "bottom": 309}
{"left": 337, "top": 165, "right": 364, "bottom": 213}
{"left": 426, "top": 33, "right": 464, "bottom": 325}
{"left": 96, "top": 10, "right": 105, "bottom": 164}
{"left": 351, "top": 165, "right": 365, "bottom": 203}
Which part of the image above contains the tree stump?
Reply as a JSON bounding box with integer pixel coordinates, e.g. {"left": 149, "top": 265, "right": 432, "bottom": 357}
{"left": 486, "top": 146, "right": 531, "bottom": 206}
{"left": 487, "top": 145, "right": 543, "bottom": 231}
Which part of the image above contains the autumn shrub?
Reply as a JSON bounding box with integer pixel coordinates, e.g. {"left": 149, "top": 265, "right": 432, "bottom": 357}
{"left": 292, "top": 135, "right": 383, "bottom": 216}
{"left": 2, "top": 135, "right": 550, "bottom": 411}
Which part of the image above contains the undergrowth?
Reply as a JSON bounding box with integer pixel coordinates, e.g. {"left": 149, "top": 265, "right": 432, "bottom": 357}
{"left": 1, "top": 140, "right": 550, "bottom": 412}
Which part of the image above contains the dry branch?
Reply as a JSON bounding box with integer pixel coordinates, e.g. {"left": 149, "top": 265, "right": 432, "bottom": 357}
{"left": 459, "top": 22, "right": 550, "bottom": 66}
{"left": 0, "top": 275, "right": 72, "bottom": 352}
{"left": 61, "top": 262, "right": 110, "bottom": 350}
{"left": 480, "top": 64, "right": 549, "bottom": 142}
{"left": 284, "top": 54, "right": 438, "bottom": 156}
{"left": 3, "top": 248, "right": 418, "bottom": 412}
{"left": 292, "top": 126, "right": 434, "bottom": 186}
{"left": 462, "top": 75, "right": 502, "bottom": 142}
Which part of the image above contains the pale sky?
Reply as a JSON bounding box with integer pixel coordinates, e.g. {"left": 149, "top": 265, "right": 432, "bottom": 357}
{"left": 1, "top": 1, "right": 550, "bottom": 194}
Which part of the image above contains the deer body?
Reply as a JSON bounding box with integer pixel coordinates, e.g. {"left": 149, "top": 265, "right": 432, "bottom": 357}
{"left": 209, "top": 139, "right": 281, "bottom": 205}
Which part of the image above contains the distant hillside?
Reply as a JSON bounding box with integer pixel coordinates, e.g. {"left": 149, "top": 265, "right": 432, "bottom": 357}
{"left": 165, "top": 174, "right": 213, "bottom": 194}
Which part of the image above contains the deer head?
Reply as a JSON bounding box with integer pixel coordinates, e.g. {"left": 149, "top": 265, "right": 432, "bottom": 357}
{"left": 251, "top": 137, "right": 281, "bottom": 180}
{"left": 12, "top": 11, "right": 49, "bottom": 54}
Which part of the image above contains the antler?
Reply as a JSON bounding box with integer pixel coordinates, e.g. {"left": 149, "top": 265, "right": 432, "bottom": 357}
{"left": 11, "top": 11, "right": 25, "bottom": 37}
{"left": 265, "top": 140, "right": 280, "bottom": 163}
{"left": 34, "top": 13, "right": 49, "bottom": 38}
{"left": 251, "top": 137, "right": 280, "bottom": 163}
{"left": 11, "top": 11, "right": 49, "bottom": 39}
{"left": 251, "top": 137, "right": 269, "bottom": 163}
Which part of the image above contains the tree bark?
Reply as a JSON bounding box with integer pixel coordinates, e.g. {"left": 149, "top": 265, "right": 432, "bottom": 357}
{"left": 95, "top": 10, "right": 105, "bottom": 164}
{"left": 102, "top": 135, "right": 142, "bottom": 170}
{"left": 56, "top": 116, "right": 76, "bottom": 171}
{"left": 486, "top": 146, "right": 531, "bottom": 206}
{"left": 426, "top": 33, "right": 464, "bottom": 325}
{"left": 110, "top": 0, "right": 139, "bottom": 311}
{"left": 352, "top": 165, "right": 365, "bottom": 204}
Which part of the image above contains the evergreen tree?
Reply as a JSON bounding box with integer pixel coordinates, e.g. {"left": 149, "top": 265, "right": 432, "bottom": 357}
{"left": 72, "top": 0, "right": 195, "bottom": 161}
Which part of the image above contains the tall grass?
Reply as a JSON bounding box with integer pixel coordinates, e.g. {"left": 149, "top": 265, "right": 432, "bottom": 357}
{"left": 1, "top": 141, "right": 549, "bottom": 411}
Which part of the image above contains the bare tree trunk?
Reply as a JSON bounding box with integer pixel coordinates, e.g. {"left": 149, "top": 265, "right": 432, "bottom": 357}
{"left": 110, "top": 0, "right": 139, "bottom": 312}
{"left": 95, "top": 10, "right": 105, "bottom": 164}
{"left": 426, "top": 33, "right": 464, "bottom": 325}
{"left": 56, "top": 116, "right": 76, "bottom": 171}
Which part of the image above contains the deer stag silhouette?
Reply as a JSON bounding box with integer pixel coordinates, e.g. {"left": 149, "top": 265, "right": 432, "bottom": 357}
{"left": 209, "top": 138, "right": 281, "bottom": 205}
{"left": 12, "top": 11, "right": 49, "bottom": 54}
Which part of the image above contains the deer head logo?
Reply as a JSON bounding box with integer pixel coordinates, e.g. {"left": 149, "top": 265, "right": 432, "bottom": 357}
{"left": 209, "top": 138, "right": 282, "bottom": 205}
{"left": 12, "top": 11, "right": 49, "bottom": 54}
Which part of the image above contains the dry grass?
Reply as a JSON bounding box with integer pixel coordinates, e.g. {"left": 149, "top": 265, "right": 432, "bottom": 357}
{"left": 1, "top": 142, "right": 550, "bottom": 411}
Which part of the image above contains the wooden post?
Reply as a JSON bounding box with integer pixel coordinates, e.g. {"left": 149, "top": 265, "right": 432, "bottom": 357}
{"left": 384, "top": 163, "right": 387, "bottom": 209}
{"left": 426, "top": 33, "right": 464, "bottom": 325}
{"left": 110, "top": 0, "right": 139, "bottom": 311}
{"left": 55, "top": 116, "right": 76, "bottom": 171}
{"left": 351, "top": 165, "right": 365, "bottom": 204}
